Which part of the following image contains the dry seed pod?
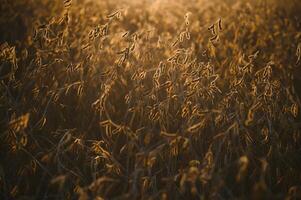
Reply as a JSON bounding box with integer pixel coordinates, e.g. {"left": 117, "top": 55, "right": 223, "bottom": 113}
{"left": 245, "top": 110, "right": 254, "bottom": 126}
{"left": 77, "top": 84, "right": 83, "bottom": 96}
{"left": 125, "top": 93, "right": 131, "bottom": 104}
{"left": 99, "top": 120, "right": 112, "bottom": 127}
{"left": 296, "top": 43, "right": 301, "bottom": 64}
{"left": 210, "top": 34, "right": 219, "bottom": 42}
{"left": 10, "top": 186, "right": 18, "bottom": 197}
{"left": 160, "top": 131, "right": 177, "bottom": 138}
{"left": 187, "top": 118, "right": 206, "bottom": 132}
{"left": 208, "top": 24, "right": 216, "bottom": 35}
{"left": 245, "top": 102, "right": 261, "bottom": 126}
{"left": 9, "top": 113, "right": 30, "bottom": 132}
{"left": 189, "top": 160, "right": 201, "bottom": 167}
{"left": 107, "top": 10, "right": 120, "bottom": 19}
{"left": 236, "top": 156, "right": 249, "bottom": 182}
{"left": 179, "top": 33, "right": 184, "bottom": 42}
{"left": 218, "top": 18, "right": 222, "bottom": 31}
{"left": 20, "top": 134, "right": 28, "bottom": 147}
{"left": 291, "top": 103, "right": 298, "bottom": 117}
{"left": 159, "top": 81, "right": 172, "bottom": 89}
{"left": 261, "top": 126, "right": 269, "bottom": 143}
{"left": 63, "top": 0, "right": 72, "bottom": 9}
{"left": 122, "top": 31, "right": 129, "bottom": 38}
{"left": 181, "top": 106, "right": 189, "bottom": 118}
{"left": 185, "top": 32, "right": 190, "bottom": 40}
{"left": 184, "top": 13, "right": 191, "bottom": 26}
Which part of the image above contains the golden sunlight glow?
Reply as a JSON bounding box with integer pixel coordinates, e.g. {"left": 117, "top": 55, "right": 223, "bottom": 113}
{"left": 1, "top": 0, "right": 301, "bottom": 199}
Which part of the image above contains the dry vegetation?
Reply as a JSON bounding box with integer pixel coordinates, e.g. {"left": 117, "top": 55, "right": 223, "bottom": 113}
{"left": 1, "top": 0, "right": 301, "bottom": 199}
